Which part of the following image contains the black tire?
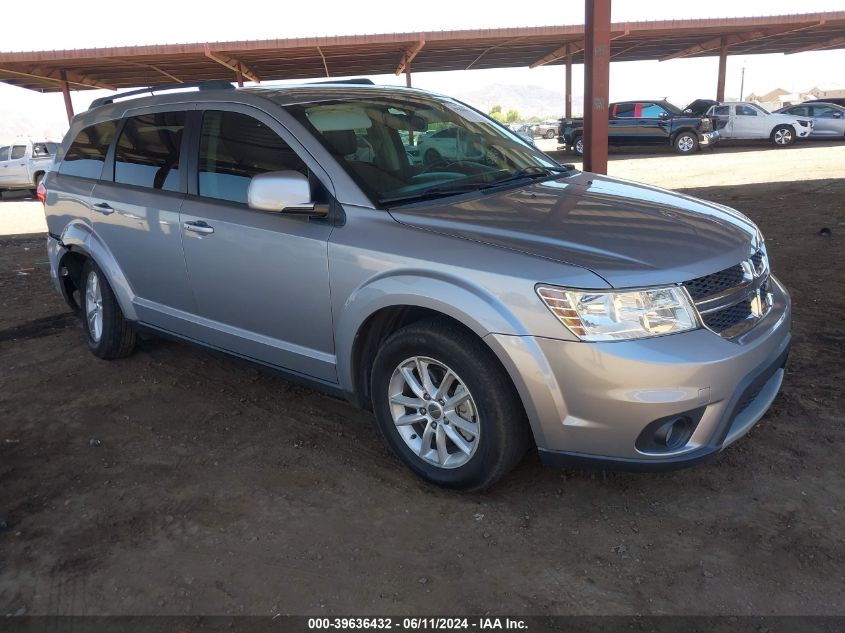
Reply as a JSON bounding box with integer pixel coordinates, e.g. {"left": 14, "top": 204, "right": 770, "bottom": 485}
{"left": 370, "top": 318, "right": 530, "bottom": 491}
{"left": 423, "top": 149, "right": 441, "bottom": 166}
{"left": 80, "top": 259, "right": 137, "bottom": 359}
{"left": 572, "top": 135, "right": 584, "bottom": 156}
{"left": 544, "top": 129, "right": 556, "bottom": 139}
{"left": 771, "top": 125, "right": 795, "bottom": 147}
{"left": 673, "top": 131, "right": 699, "bottom": 154}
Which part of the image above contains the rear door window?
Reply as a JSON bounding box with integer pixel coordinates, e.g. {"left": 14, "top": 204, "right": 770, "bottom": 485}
{"left": 197, "top": 110, "right": 307, "bottom": 205}
{"left": 114, "top": 111, "right": 186, "bottom": 191}
{"left": 613, "top": 103, "right": 636, "bottom": 118}
{"left": 11, "top": 145, "right": 26, "bottom": 160}
{"left": 59, "top": 120, "right": 119, "bottom": 179}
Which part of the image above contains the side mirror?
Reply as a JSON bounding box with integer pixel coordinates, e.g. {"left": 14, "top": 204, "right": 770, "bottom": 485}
{"left": 834, "top": 112, "right": 843, "bottom": 119}
{"left": 247, "top": 171, "right": 327, "bottom": 216}
{"left": 659, "top": 111, "right": 670, "bottom": 120}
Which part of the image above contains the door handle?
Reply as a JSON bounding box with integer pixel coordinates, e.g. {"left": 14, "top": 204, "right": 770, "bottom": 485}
{"left": 183, "top": 220, "right": 214, "bottom": 235}
{"left": 92, "top": 202, "right": 115, "bottom": 215}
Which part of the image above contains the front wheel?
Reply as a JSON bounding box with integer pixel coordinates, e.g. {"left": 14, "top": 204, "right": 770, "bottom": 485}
{"left": 771, "top": 125, "right": 795, "bottom": 146}
{"left": 674, "top": 131, "right": 699, "bottom": 154}
{"left": 370, "top": 318, "right": 529, "bottom": 490}
{"left": 544, "top": 129, "right": 556, "bottom": 139}
{"left": 80, "top": 259, "right": 137, "bottom": 359}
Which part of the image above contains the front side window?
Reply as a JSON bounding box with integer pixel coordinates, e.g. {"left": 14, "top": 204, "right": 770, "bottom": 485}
{"left": 114, "top": 111, "right": 185, "bottom": 191}
{"left": 736, "top": 105, "right": 758, "bottom": 117}
{"left": 198, "top": 110, "right": 307, "bottom": 205}
{"left": 813, "top": 106, "right": 840, "bottom": 118}
{"left": 59, "top": 120, "right": 118, "bottom": 179}
{"left": 0, "top": 146, "right": 9, "bottom": 162}
{"left": 640, "top": 103, "right": 666, "bottom": 118}
{"left": 282, "top": 92, "right": 559, "bottom": 206}
{"left": 11, "top": 145, "right": 26, "bottom": 160}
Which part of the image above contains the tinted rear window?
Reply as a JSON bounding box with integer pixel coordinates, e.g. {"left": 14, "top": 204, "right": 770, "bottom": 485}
{"left": 60, "top": 120, "right": 118, "bottom": 179}
{"left": 114, "top": 112, "right": 185, "bottom": 191}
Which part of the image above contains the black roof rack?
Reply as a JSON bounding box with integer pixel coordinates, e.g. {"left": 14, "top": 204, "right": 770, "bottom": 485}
{"left": 308, "top": 78, "right": 375, "bottom": 85}
{"left": 89, "top": 80, "right": 235, "bottom": 109}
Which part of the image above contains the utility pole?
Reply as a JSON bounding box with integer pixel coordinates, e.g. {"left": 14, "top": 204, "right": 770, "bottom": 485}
{"left": 739, "top": 64, "right": 746, "bottom": 101}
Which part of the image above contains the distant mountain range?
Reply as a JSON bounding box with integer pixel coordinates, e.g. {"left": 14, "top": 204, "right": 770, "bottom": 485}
{"left": 450, "top": 83, "right": 583, "bottom": 119}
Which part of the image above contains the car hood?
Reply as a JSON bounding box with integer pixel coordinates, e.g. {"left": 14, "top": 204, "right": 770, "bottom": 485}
{"left": 389, "top": 171, "right": 761, "bottom": 288}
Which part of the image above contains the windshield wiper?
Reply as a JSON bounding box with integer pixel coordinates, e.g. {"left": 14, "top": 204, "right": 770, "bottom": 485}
{"left": 380, "top": 182, "right": 488, "bottom": 206}
{"left": 481, "top": 165, "right": 575, "bottom": 190}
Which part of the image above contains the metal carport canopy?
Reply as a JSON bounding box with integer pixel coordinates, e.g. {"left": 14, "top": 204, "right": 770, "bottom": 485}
{"left": 1, "top": 11, "right": 844, "bottom": 93}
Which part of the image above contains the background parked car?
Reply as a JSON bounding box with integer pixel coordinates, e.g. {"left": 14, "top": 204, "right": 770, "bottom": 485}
{"left": 774, "top": 102, "right": 845, "bottom": 138}
{"left": 533, "top": 121, "right": 559, "bottom": 139}
{"left": 508, "top": 123, "right": 537, "bottom": 145}
{"left": 559, "top": 100, "right": 718, "bottom": 155}
{"left": 707, "top": 102, "right": 813, "bottom": 146}
{"left": 0, "top": 139, "right": 56, "bottom": 195}
{"left": 804, "top": 97, "right": 845, "bottom": 108}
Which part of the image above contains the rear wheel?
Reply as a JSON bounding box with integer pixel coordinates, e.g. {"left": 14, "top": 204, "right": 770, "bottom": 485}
{"left": 572, "top": 135, "right": 584, "bottom": 156}
{"left": 80, "top": 259, "right": 137, "bottom": 359}
{"left": 370, "top": 318, "right": 529, "bottom": 490}
{"left": 544, "top": 129, "right": 556, "bottom": 139}
{"left": 674, "top": 131, "right": 699, "bottom": 154}
{"left": 771, "top": 125, "right": 795, "bottom": 146}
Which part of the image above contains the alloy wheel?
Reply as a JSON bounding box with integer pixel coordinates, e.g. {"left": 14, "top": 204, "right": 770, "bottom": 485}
{"left": 677, "top": 135, "right": 695, "bottom": 152}
{"left": 774, "top": 128, "right": 793, "bottom": 145}
{"left": 388, "top": 356, "right": 480, "bottom": 469}
{"left": 85, "top": 270, "right": 104, "bottom": 343}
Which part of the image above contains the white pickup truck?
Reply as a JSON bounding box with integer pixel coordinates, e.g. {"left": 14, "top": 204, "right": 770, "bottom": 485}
{"left": 0, "top": 140, "right": 57, "bottom": 195}
{"left": 706, "top": 102, "right": 813, "bottom": 146}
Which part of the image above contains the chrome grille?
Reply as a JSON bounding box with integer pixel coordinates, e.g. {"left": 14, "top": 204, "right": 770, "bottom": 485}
{"left": 684, "top": 248, "right": 771, "bottom": 339}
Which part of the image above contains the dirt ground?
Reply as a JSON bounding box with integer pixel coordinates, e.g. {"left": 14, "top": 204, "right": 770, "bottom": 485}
{"left": 1, "top": 176, "right": 844, "bottom": 616}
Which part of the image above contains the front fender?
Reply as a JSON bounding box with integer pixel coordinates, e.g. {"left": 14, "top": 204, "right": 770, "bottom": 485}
{"left": 60, "top": 220, "right": 138, "bottom": 321}
{"left": 334, "top": 269, "right": 531, "bottom": 395}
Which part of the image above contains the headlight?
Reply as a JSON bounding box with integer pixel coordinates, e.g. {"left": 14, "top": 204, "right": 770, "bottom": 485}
{"left": 536, "top": 285, "right": 699, "bottom": 341}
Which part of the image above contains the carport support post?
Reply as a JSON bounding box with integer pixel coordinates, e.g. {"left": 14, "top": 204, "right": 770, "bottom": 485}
{"left": 583, "top": 0, "right": 611, "bottom": 174}
{"left": 60, "top": 71, "right": 74, "bottom": 125}
{"left": 565, "top": 47, "right": 572, "bottom": 119}
{"left": 716, "top": 36, "right": 728, "bottom": 102}
{"left": 236, "top": 64, "right": 244, "bottom": 87}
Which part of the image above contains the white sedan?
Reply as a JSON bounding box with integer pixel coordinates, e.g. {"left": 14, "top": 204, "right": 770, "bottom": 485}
{"left": 706, "top": 102, "right": 813, "bottom": 146}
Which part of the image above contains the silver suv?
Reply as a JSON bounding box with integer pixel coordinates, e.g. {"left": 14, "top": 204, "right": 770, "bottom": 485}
{"left": 42, "top": 81, "right": 791, "bottom": 490}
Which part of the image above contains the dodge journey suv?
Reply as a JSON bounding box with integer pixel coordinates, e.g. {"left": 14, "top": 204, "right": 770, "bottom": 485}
{"left": 42, "top": 81, "right": 791, "bottom": 490}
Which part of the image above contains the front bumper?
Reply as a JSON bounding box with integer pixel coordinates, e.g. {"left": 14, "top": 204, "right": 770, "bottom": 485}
{"left": 485, "top": 276, "right": 791, "bottom": 470}
{"left": 699, "top": 130, "right": 720, "bottom": 146}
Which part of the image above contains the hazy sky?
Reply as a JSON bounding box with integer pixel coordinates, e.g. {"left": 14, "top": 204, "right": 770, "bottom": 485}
{"left": 2, "top": 0, "right": 844, "bottom": 138}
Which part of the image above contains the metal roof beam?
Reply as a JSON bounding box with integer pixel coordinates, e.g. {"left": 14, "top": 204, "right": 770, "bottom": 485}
{"left": 660, "top": 21, "right": 825, "bottom": 61}
{"left": 787, "top": 33, "right": 845, "bottom": 54}
{"left": 0, "top": 65, "right": 115, "bottom": 90}
{"left": 203, "top": 46, "right": 260, "bottom": 82}
{"left": 529, "top": 30, "right": 627, "bottom": 68}
{"left": 395, "top": 40, "right": 425, "bottom": 75}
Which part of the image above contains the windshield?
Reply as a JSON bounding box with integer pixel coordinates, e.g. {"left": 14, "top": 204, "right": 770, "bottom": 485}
{"left": 283, "top": 92, "right": 563, "bottom": 206}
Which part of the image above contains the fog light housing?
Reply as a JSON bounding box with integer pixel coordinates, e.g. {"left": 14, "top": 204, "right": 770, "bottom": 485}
{"left": 635, "top": 407, "right": 705, "bottom": 453}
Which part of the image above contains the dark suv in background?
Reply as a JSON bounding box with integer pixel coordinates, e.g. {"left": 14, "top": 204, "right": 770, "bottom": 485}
{"left": 559, "top": 100, "right": 719, "bottom": 155}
